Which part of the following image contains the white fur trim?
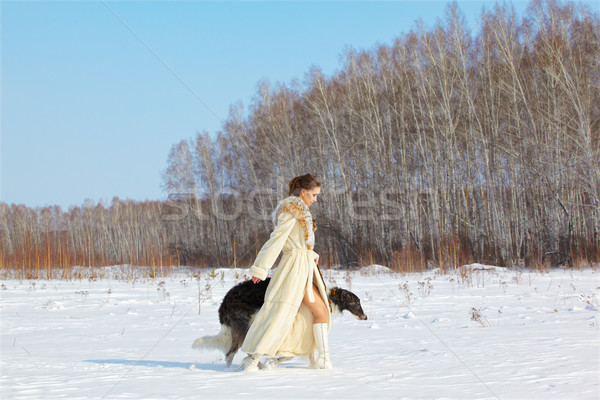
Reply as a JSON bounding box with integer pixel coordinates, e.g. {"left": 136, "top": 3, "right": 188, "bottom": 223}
{"left": 249, "top": 265, "right": 268, "bottom": 281}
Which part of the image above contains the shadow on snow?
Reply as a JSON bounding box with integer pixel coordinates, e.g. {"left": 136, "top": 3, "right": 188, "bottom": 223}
{"left": 84, "top": 359, "right": 228, "bottom": 372}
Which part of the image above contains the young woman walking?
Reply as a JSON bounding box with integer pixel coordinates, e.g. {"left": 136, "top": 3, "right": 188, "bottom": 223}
{"left": 238, "top": 173, "right": 332, "bottom": 371}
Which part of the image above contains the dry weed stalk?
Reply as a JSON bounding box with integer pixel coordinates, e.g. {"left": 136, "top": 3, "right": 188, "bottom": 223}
{"left": 470, "top": 307, "right": 493, "bottom": 327}
{"left": 399, "top": 282, "right": 413, "bottom": 304}
{"left": 417, "top": 278, "right": 433, "bottom": 297}
{"left": 579, "top": 294, "right": 600, "bottom": 311}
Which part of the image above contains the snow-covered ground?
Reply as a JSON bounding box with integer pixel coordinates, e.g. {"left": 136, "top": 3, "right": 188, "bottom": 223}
{"left": 1, "top": 265, "right": 598, "bottom": 399}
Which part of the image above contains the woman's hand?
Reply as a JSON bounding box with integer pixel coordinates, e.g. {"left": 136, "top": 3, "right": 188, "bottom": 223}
{"left": 314, "top": 258, "right": 319, "bottom": 266}
{"left": 252, "top": 276, "right": 262, "bottom": 284}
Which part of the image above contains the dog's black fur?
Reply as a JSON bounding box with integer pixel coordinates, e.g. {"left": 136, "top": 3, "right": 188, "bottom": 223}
{"left": 193, "top": 277, "right": 367, "bottom": 366}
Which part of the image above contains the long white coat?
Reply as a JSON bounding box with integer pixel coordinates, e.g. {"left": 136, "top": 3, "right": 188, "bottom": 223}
{"left": 240, "top": 196, "right": 331, "bottom": 357}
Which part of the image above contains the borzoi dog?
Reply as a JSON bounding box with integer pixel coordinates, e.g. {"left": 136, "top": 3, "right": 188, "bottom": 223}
{"left": 192, "top": 278, "right": 367, "bottom": 368}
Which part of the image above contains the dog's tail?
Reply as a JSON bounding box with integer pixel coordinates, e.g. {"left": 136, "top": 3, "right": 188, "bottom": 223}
{"left": 191, "top": 325, "right": 233, "bottom": 354}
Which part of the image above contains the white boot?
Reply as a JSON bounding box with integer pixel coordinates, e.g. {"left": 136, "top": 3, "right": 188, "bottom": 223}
{"left": 312, "top": 323, "right": 333, "bottom": 369}
{"left": 236, "top": 353, "right": 262, "bottom": 372}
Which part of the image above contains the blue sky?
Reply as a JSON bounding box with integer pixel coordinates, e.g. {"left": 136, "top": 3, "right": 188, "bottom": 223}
{"left": 3, "top": 0, "right": 595, "bottom": 210}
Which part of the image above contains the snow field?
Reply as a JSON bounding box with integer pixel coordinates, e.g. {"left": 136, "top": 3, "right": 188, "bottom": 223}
{"left": 1, "top": 265, "right": 598, "bottom": 399}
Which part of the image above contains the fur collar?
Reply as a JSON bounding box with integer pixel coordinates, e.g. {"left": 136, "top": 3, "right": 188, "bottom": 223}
{"left": 272, "top": 196, "right": 316, "bottom": 250}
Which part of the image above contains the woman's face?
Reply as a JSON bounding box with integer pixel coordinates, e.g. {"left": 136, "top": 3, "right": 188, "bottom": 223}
{"left": 300, "top": 186, "right": 321, "bottom": 207}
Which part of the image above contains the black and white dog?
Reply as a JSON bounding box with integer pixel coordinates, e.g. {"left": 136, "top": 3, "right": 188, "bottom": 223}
{"left": 192, "top": 277, "right": 367, "bottom": 367}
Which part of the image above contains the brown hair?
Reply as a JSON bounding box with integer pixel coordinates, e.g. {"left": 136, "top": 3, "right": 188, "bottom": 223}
{"left": 288, "top": 173, "right": 321, "bottom": 196}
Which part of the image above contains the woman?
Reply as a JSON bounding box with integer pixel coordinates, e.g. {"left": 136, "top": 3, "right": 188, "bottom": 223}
{"left": 238, "top": 173, "right": 332, "bottom": 371}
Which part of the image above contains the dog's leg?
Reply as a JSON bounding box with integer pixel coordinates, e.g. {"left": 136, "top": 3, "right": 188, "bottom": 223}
{"left": 222, "top": 309, "right": 257, "bottom": 367}
{"left": 225, "top": 319, "right": 249, "bottom": 367}
{"left": 225, "top": 340, "right": 239, "bottom": 367}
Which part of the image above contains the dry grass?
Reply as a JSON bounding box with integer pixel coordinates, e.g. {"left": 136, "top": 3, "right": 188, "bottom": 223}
{"left": 470, "top": 307, "right": 493, "bottom": 327}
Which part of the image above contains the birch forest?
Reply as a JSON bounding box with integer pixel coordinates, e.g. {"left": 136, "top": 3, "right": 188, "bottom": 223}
{"left": 2, "top": 0, "right": 599, "bottom": 277}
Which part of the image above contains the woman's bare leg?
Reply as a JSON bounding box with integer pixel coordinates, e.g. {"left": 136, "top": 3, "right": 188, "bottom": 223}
{"left": 302, "top": 284, "right": 328, "bottom": 323}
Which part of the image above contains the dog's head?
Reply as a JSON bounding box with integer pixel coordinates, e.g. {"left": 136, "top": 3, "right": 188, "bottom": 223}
{"left": 328, "top": 288, "right": 368, "bottom": 320}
